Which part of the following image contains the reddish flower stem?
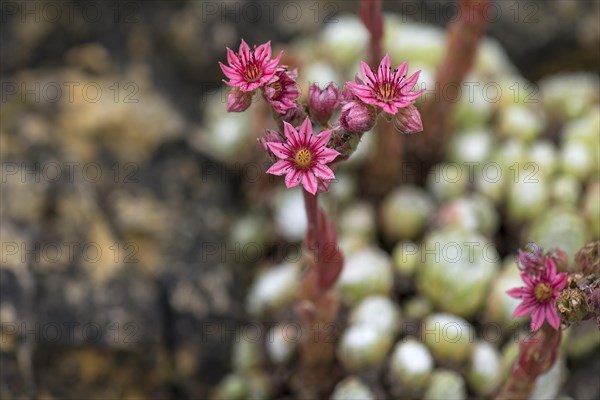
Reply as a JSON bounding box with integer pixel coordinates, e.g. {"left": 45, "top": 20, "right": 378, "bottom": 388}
{"left": 303, "top": 190, "right": 321, "bottom": 251}
{"left": 413, "top": 0, "right": 489, "bottom": 167}
{"left": 293, "top": 190, "right": 343, "bottom": 398}
{"left": 359, "top": 0, "right": 404, "bottom": 196}
{"left": 495, "top": 323, "right": 562, "bottom": 399}
{"left": 360, "top": 0, "right": 383, "bottom": 66}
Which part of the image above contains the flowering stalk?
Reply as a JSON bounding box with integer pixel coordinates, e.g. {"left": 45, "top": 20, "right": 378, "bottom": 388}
{"left": 499, "top": 241, "right": 600, "bottom": 398}
{"left": 495, "top": 323, "right": 561, "bottom": 400}
{"left": 220, "top": 38, "right": 424, "bottom": 396}
{"left": 360, "top": 0, "right": 383, "bottom": 67}
{"left": 358, "top": 0, "right": 426, "bottom": 194}
{"left": 413, "top": 0, "right": 489, "bottom": 168}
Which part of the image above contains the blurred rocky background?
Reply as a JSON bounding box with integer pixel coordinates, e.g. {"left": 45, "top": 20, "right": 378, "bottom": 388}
{"left": 1, "top": 0, "right": 599, "bottom": 399}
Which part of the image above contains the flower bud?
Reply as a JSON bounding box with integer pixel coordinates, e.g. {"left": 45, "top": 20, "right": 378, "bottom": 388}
{"left": 308, "top": 83, "right": 339, "bottom": 125}
{"left": 574, "top": 241, "right": 599, "bottom": 276}
{"left": 517, "top": 242, "right": 544, "bottom": 274}
{"left": 556, "top": 288, "right": 589, "bottom": 325}
{"left": 281, "top": 102, "right": 307, "bottom": 127}
{"left": 339, "top": 101, "right": 376, "bottom": 133}
{"left": 330, "top": 128, "right": 362, "bottom": 159}
{"left": 547, "top": 247, "right": 569, "bottom": 272}
{"left": 226, "top": 88, "right": 253, "bottom": 112}
{"left": 393, "top": 104, "right": 423, "bottom": 134}
{"left": 258, "top": 129, "right": 283, "bottom": 154}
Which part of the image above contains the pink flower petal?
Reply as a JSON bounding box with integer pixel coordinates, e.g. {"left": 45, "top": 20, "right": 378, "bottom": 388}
{"left": 284, "top": 169, "right": 301, "bottom": 188}
{"left": 311, "top": 129, "right": 333, "bottom": 149}
{"left": 530, "top": 305, "right": 546, "bottom": 331}
{"left": 239, "top": 39, "right": 250, "bottom": 59}
{"left": 521, "top": 272, "right": 535, "bottom": 288}
{"left": 545, "top": 302, "right": 561, "bottom": 330}
{"left": 255, "top": 40, "right": 271, "bottom": 61}
{"left": 226, "top": 48, "right": 241, "bottom": 68}
{"left": 312, "top": 164, "right": 335, "bottom": 180}
{"left": 266, "top": 142, "right": 292, "bottom": 159}
{"left": 346, "top": 81, "right": 372, "bottom": 96}
{"left": 382, "top": 102, "right": 398, "bottom": 114}
{"left": 301, "top": 171, "right": 318, "bottom": 195}
{"left": 396, "top": 61, "right": 408, "bottom": 80}
{"left": 380, "top": 54, "right": 392, "bottom": 71}
{"left": 283, "top": 121, "right": 301, "bottom": 148}
{"left": 402, "top": 70, "right": 421, "bottom": 92}
{"left": 219, "top": 63, "right": 241, "bottom": 80}
{"left": 506, "top": 287, "right": 530, "bottom": 298}
{"left": 552, "top": 272, "right": 567, "bottom": 291}
{"left": 546, "top": 258, "right": 557, "bottom": 280}
{"left": 315, "top": 147, "right": 339, "bottom": 164}
{"left": 266, "top": 160, "right": 292, "bottom": 176}
{"left": 298, "top": 117, "right": 313, "bottom": 147}
{"left": 360, "top": 61, "right": 377, "bottom": 85}
{"left": 512, "top": 299, "right": 537, "bottom": 317}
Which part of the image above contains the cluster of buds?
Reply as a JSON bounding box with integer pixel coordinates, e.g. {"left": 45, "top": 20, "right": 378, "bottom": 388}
{"left": 220, "top": 40, "right": 424, "bottom": 194}
{"left": 557, "top": 241, "right": 600, "bottom": 329}
{"left": 508, "top": 241, "right": 600, "bottom": 331}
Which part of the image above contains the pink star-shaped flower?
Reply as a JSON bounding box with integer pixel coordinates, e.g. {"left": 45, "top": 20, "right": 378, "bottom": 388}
{"left": 507, "top": 258, "right": 567, "bottom": 331}
{"left": 265, "top": 117, "right": 339, "bottom": 195}
{"left": 346, "top": 54, "right": 424, "bottom": 114}
{"left": 219, "top": 40, "right": 282, "bottom": 92}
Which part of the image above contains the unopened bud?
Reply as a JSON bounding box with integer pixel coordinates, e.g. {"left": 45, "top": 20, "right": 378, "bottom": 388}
{"left": 308, "top": 83, "right": 339, "bottom": 125}
{"left": 574, "top": 241, "right": 600, "bottom": 276}
{"left": 339, "top": 101, "right": 377, "bottom": 133}
{"left": 517, "top": 242, "right": 545, "bottom": 275}
{"left": 227, "top": 88, "right": 253, "bottom": 112}
{"left": 258, "top": 129, "right": 283, "bottom": 154}
{"left": 556, "top": 288, "right": 589, "bottom": 324}
{"left": 281, "top": 103, "right": 307, "bottom": 127}
{"left": 547, "top": 248, "right": 569, "bottom": 272}
{"left": 393, "top": 104, "right": 423, "bottom": 134}
{"left": 331, "top": 128, "right": 362, "bottom": 159}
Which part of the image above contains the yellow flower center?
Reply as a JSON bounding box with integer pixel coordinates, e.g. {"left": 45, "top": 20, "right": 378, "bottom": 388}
{"left": 376, "top": 82, "right": 396, "bottom": 102}
{"left": 244, "top": 63, "right": 261, "bottom": 82}
{"left": 534, "top": 282, "right": 552, "bottom": 303}
{"left": 294, "top": 148, "right": 312, "bottom": 169}
{"left": 270, "top": 81, "right": 283, "bottom": 98}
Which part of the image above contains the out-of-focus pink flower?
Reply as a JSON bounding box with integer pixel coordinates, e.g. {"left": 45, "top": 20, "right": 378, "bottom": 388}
{"left": 264, "top": 68, "right": 300, "bottom": 114}
{"left": 339, "top": 101, "right": 376, "bottom": 133}
{"left": 346, "top": 54, "right": 424, "bottom": 114}
{"left": 518, "top": 242, "right": 545, "bottom": 275}
{"left": 226, "top": 88, "right": 253, "bottom": 112}
{"left": 393, "top": 104, "right": 423, "bottom": 134}
{"left": 264, "top": 117, "right": 339, "bottom": 195}
{"left": 220, "top": 40, "right": 282, "bottom": 92}
{"left": 308, "top": 83, "right": 340, "bottom": 125}
{"left": 507, "top": 258, "right": 568, "bottom": 331}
